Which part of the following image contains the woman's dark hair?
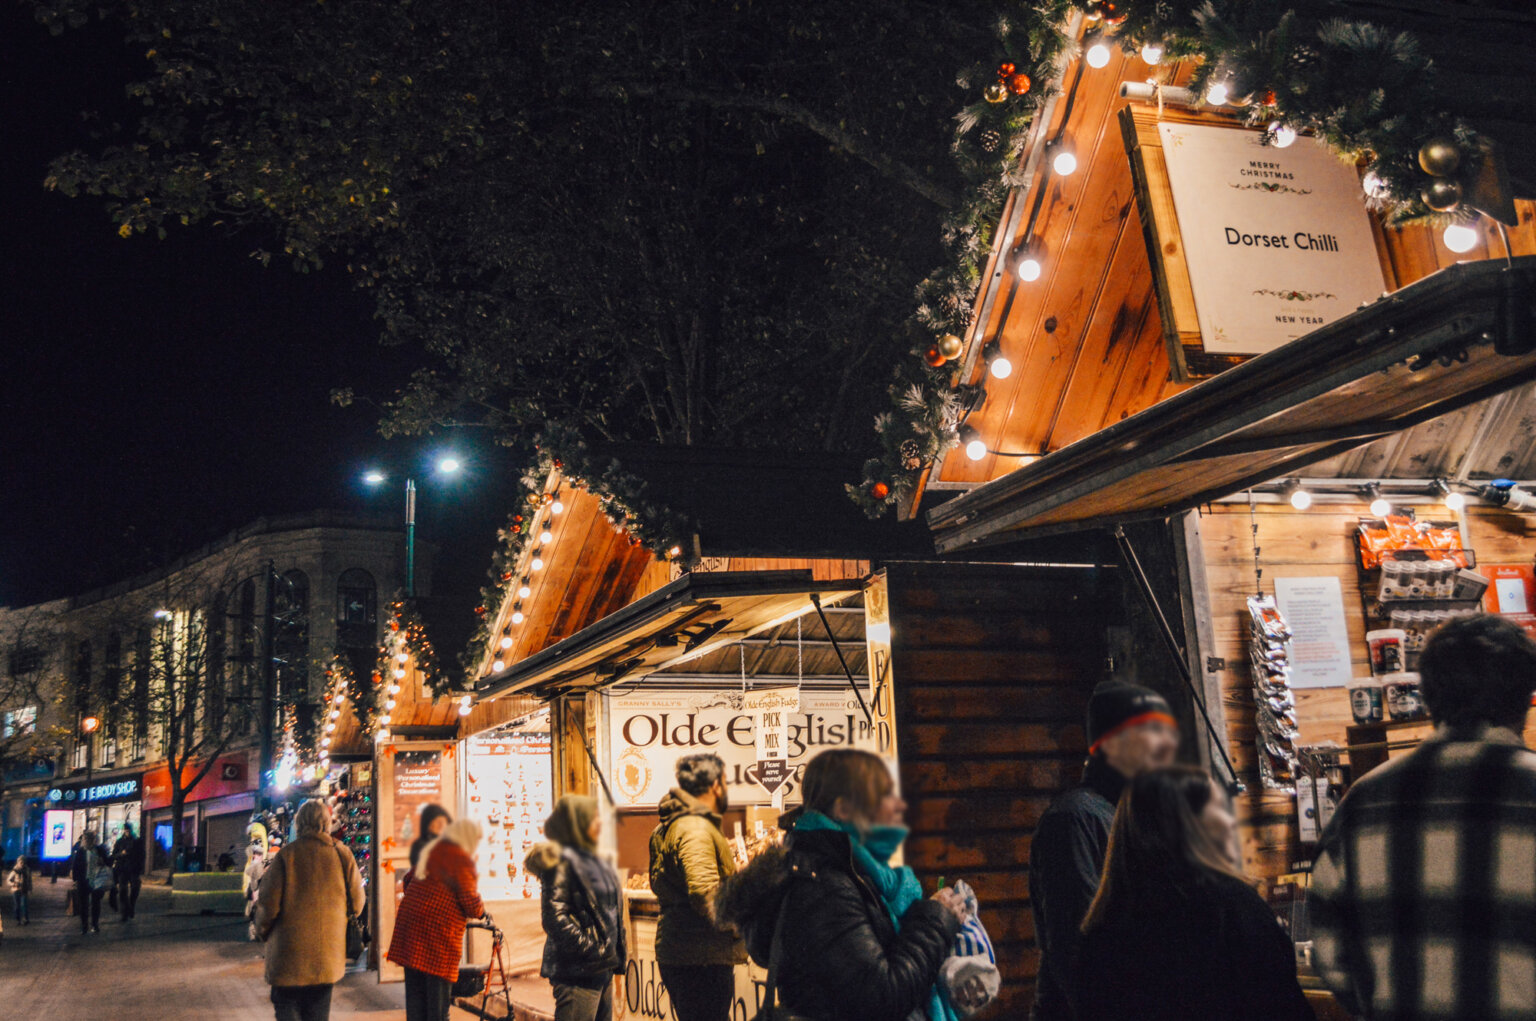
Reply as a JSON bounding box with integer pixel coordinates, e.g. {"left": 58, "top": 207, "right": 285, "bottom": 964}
{"left": 408, "top": 803, "right": 452, "bottom": 867}
{"left": 1081, "top": 766, "right": 1247, "bottom": 933}
{"left": 1419, "top": 614, "right": 1536, "bottom": 730}
{"left": 676, "top": 753, "right": 727, "bottom": 796}
{"left": 800, "top": 748, "right": 894, "bottom": 825}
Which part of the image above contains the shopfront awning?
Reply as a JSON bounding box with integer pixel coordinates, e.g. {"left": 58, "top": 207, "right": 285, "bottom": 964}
{"left": 929, "top": 257, "right": 1536, "bottom": 551}
{"left": 475, "top": 570, "right": 865, "bottom": 698}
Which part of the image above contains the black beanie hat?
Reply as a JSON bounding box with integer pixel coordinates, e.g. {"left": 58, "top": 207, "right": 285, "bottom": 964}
{"left": 1087, "top": 681, "right": 1176, "bottom": 753}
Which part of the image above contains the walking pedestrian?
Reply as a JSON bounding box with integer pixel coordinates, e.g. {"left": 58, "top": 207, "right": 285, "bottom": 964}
{"left": 6, "top": 855, "right": 32, "bottom": 925}
{"left": 1312, "top": 614, "right": 1536, "bottom": 1020}
{"left": 715, "top": 748, "right": 964, "bottom": 1021}
{"left": 525, "top": 795, "right": 626, "bottom": 1021}
{"left": 112, "top": 823, "right": 144, "bottom": 921}
{"left": 1072, "top": 765, "right": 1312, "bottom": 1020}
{"left": 648, "top": 754, "right": 745, "bottom": 1021}
{"left": 1028, "top": 680, "right": 1178, "bottom": 1020}
{"left": 70, "top": 831, "right": 111, "bottom": 934}
{"left": 253, "top": 799, "right": 366, "bottom": 1021}
{"left": 407, "top": 803, "right": 452, "bottom": 870}
{"left": 387, "top": 820, "right": 485, "bottom": 1021}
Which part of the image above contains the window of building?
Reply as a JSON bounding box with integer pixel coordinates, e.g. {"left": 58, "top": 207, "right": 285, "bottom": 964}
{"left": 336, "top": 568, "right": 378, "bottom": 679}
{"left": 74, "top": 640, "right": 92, "bottom": 713}
{"left": 2, "top": 705, "right": 37, "bottom": 738}
{"left": 8, "top": 644, "right": 43, "bottom": 676}
{"left": 274, "top": 569, "right": 310, "bottom": 701}
{"left": 71, "top": 740, "right": 88, "bottom": 772}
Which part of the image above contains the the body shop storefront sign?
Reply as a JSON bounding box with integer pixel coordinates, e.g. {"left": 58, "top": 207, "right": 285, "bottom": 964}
{"left": 606, "top": 688, "right": 885, "bottom": 808}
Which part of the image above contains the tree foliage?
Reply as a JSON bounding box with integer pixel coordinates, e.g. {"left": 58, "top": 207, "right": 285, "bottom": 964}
{"left": 38, "top": 0, "right": 1048, "bottom": 456}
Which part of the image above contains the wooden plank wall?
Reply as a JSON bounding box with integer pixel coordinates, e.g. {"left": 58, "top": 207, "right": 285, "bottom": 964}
{"left": 1197, "top": 501, "right": 1536, "bottom": 884}
{"left": 884, "top": 561, "right": 1121, "bottom": 1014}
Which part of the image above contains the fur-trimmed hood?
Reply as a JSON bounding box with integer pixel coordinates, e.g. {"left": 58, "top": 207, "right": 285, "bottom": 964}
{"left": 713, "top": 842, "right": 789, "bottom": 966}
{"left": 523, "top": 840, "right": 563, "bottom": 876}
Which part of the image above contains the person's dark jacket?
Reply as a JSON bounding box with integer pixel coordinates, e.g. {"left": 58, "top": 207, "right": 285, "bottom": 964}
{"left": 1028, "top": 756, "right": 1124, "bottom": 1020}
{"left": 1073, "top": 870, "right": 1313, "bottom": 1021}
{"left": 526, "top": 842, "right": 627, "bottom": 987}
{"left": 716, "top": 827, "right": 959, "bottom": 1021}
{"left": 112, "top": 834, "right": 143, "bottom": 879}
{"left": 70, "top": 844, "right": 108, "bottom": 886}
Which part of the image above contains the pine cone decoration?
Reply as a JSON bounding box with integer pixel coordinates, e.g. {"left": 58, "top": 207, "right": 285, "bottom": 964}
{"left": 979, "top": 129, "right": 1002, "bottom": 152}
{"left": 899, "top": 439, "right": 924, "bottom": 472}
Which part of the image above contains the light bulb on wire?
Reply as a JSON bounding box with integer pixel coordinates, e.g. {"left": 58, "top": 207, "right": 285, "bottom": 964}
{"left": 1140, "top": 42, "right": 1164, "bottom": 65}
{"left": 1365, "top": 485, "right": 1391, "bottom": 518}
{"left": 1283, "top": 480, "right": 1311, "bottom": 510}
{"left": 983, "top": 340, "right": 1013, "bottom": 380}
{"left": 1269, "top": 123, "right": 1297, "bottom": 148}
{"left": 958, "top": 425, "right": 987, "bottom": 462}
{"left": 1205, "top": 81, "right": 1230, "bottom": 106}
{"left": 1052, "top": 147, "right": 1078, "bottom": 176}
{"left": 1085, "top": 40, "right": 1112, "bottom": 69}
{"left": 1016, "top": 254, "right": 1042, "bottom": 282}
{"left": 1442, "top": 224, "right": 1479, "bottom": 254}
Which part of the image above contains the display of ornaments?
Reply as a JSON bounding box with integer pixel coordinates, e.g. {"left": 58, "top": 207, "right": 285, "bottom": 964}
{"left": 937, "top": 333, "right": 964, "bottom": 359}
{"left": 978, "top": 129, "right": 1002, "bottom": 152}
{"left": 869, "top": 481, "right": 890, "bottom": 500}
{"left": 1420, "top": 178, "right": 1462, "bottom": 213}
{"left": 1417, "top": 136, "right": 1462, "bottom": 179}
{"left": 924, "top": 345, "right": 947, "bottom": 367}
{"left": 1006, "top": 72, "right": 1032, "bottom": 96}
{"left": 899, "top": 439, "right": 923, "bottom": 472}
{"left": 983, "top": 81, "right": 1008, "bottom": 104}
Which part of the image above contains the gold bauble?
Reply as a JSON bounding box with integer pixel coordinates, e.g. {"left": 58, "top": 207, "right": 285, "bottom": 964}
{"left": 1420, "top": 178, "right": 1462, "bottom": 213}
{"left": 937, "top": 333, "right": 964, "bottom": 359}
{"left": 1417, "top": 136, "right": 1462, "bottom": 178}
{"left": 983, "top": 81, "right": 1008, "bottom": 104}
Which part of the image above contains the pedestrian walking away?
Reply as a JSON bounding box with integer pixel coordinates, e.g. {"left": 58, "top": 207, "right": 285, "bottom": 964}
{"left": 112, "top": 822, "right": 144, "bottom": 921}
{"left": 1028, "top": 680, "right": 1179, "bottom": 1020}
{"left": 7, "top": 855, "right": 32, "bottom": 925}
{"left": 1073, "top": 765, "right": 1312, "bottom": 1021}
{"left": 71, "top": 831, "right": 112, "bottom": 934}
{"left": 407, "top": 803, "right": 453, "bottom": 870}
{"left": 253, "top": 799, "right": 366, "bottom": 1021}
{"left": 1311, "top": 614, "right": 1536, "bottom": 1021}
{"left": 387, "top": 819, "right": 486, "bottom": 1021}
{"left": 526, "top": 795, "right": 626, "bottom": 1021}
{"left": 648, "top": 753, "right": 746, "bottom": 1021}
{"left": 716, "top": 748, "right": 964, "bottom": 1021}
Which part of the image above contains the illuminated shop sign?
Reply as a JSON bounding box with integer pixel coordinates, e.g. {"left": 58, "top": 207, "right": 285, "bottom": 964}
{"left": 46, "top": 776, "right": 142, "bottom": 806}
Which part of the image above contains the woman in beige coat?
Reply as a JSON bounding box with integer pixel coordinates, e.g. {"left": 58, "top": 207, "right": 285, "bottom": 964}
{"left": 254, "top": 800, "right": 366, "bottom": 1021}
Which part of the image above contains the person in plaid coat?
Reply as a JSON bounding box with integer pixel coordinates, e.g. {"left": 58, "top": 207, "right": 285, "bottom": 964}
{"left": 1312, "top": 614, "right": 1536, "bottom": 1020}
{"left": 387, "top": 820, "right": 485, "bottom": 1021}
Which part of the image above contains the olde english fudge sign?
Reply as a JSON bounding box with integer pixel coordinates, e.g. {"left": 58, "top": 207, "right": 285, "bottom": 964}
{"left": 607, "top": 687, "right": 884, "bottom": 808}
{"left": 1158, "top": 123, "right": 1384, "bottom": 356}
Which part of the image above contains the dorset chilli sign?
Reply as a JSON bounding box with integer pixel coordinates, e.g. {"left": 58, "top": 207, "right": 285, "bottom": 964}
{"left": 1158, "top": 123, "right": 1385, "bottom": 356}
{"left": 607, "top": 688, "right": 885, "bottom": 808}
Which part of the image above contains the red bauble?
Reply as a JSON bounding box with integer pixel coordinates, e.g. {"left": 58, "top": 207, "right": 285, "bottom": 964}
{"left": 514, "top": 514, "right": 524, "bottom": 522}
{"left": 870, "top": 482, "right": 891, "bottom": 500}
{"left": 1101, "top": 1, "right": 1126, "bottom": 24}
{"left": 924, "top": 346, "right": 948, "bottom": 367}
{"left": 501, "top": 571, "right": 513, "bottom": 581}
{"left": 997, "top": 61, "right": 1016, "bottom": 78}
{"left": 552, "top": 458, "right": 563, "bottom": 470}
{"left": 511, "top": 524, "right": 521, "bottom": 533}
{"left": 1007, "top": 73, "right": 1032, "bottom": 96}
{"left": 475, "top": 605, "right": 487, "bottom": 616}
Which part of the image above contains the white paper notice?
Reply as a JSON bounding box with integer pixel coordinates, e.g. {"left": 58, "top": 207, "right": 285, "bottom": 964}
{"left": 1274, "top": 576, "right": 1354, "bottom": 688}
{"left": 1158, "top": 124, "right": 1385, "bottom": 355}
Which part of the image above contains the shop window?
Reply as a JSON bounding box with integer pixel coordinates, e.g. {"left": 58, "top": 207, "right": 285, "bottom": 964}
{"left": 274, "top": 569, "right": 310, "bottom": 700}
{"left": 2, "top": 705, "right": 37, "bottom": 738}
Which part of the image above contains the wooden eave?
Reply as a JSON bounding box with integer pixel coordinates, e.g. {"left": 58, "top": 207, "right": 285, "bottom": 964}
{"left": 927, "top": 257, "right": 1536, "bottom": 551}
{"left": 475, "top": 570, "right": 862, "bottom": 699}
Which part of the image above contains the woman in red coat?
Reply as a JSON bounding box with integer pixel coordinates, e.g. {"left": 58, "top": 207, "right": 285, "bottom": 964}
{"left": 387, "top": 820, "right": 485, "bottom": 1021}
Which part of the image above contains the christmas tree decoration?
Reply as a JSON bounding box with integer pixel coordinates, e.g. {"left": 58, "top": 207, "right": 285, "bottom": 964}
{"left": 983, "top": 81, "right": 1009, "bottom": 104}
{"left": 979, "top": 129, "right": 1002, "bottom": 152}
{"left": 869, "top": 481, "right": 891, "bottom": 501}
{"left": 1417, "top": 136, "right": 1462, "bottom": 178}
{"left": 924, "top": 345, "right": 948, "bottom": 367}
{"left": 1421, "top": 178, "right": 1462, "bottom": 212}
{"left": 997, "top": 62, "right": 1016, "bottom": 78}
{"left": 899, "top": 439, "right": 923, "bottom": 472}
{"left": 937, "top": 333, "right": 964, "bottom": 359}
{"left": 1007, "top": 72, "right": 1032, "bottom": 96}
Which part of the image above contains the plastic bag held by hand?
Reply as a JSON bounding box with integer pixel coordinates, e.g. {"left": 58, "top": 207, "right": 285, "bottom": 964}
{"left": 941, "top": 880, "right": 1000, "bottom": 1017}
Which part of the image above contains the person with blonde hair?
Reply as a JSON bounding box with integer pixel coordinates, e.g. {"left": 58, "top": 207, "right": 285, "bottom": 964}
{"left": 388, "top": 819, "right": 485, "bottom": 1021}
{"left": 1072, "top": 766, "right": 1310, "bottom": 1020}
{"left": 254, "top": 799, "right": 366, "bottom": 1021}
{"left": 715, "top": 748, "right": 963, "bottom": 1021}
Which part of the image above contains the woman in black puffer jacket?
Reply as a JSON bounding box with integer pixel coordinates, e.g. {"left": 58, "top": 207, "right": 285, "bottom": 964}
{"left": 525, "top": 795, "right": 626, "bottom": 1021}
{"left": 716, "top": 750, "right": 963, "bottom": 1021}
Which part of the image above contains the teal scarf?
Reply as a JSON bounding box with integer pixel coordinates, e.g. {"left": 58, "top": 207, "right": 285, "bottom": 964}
{"left": 794, "top": 811, "right": 956, "bottom": 1021}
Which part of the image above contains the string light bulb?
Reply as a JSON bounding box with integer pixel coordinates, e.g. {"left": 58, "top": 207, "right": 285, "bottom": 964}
{"left": 531, "top": 557, "right": 544, "bottom": 571}
{"left": 1140, "top": 42, "right": 1164, "bottom": 65}
{"left": 1085, "top": 39, "right": 1112, "bottom": 69}
{"left": 1016, "top": 254, "right": 1042, "bottom": 282}
{"left": 1362, "top": 171, "right": 1389, "bottom": 199}
{"left": 499, "top": 635, "right": 513, "bottom": 649}
{"left": 1435, "top": 479, "right": 1467, "bottom": 512}
{"left": 958, "top": 425, "right": 987, "bottom": 462}
{"left": 493, "top": 659, "right": 506, "bottom": 673}
{"left": 983, "top": 340, "right": 1013, "bottom": 380}
{"left": 1364, "top": 485, "right": 1391, "bottom": 518}
{"left": 1443, "top": 224, "right": 1479, "bottom": 254}
{"left": 539, "top": 528, "right": 553, "bottom": 544}
{"left": 512, "top": 610, "right": 525, "bottom": 624}
{"left": 1052, "top": 146, "right": 1078, "bottom": 176}
{"left": 1270, "top": 123, "right": 1297, "bottom": 148}
{"left": 517, "top": 582, "right": 531, "bottom": 599}
{"left": 1205, "top": 81, "right": 1230, "bottom": 106}
{"left": 1283, "top": 480, "right": 1312, "bottom": 510}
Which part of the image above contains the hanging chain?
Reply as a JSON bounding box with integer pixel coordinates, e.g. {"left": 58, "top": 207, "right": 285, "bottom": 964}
{"left": 1248, "top": 489, "right": 1263, "bottom": 597}
{"left": 796, "top": 616, "right": 804, "bottom": 690}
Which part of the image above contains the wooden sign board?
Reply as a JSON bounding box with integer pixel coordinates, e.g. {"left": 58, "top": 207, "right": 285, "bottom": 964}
{"left": 1121, "top": 106, "right": 1392, "bottom": 380}
{"left": 374, "top": 741, "right": 458, "bottom": 983}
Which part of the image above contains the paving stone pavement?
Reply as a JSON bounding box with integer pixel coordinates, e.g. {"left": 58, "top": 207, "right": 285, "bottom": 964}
{"left": 0, "top": 874, "right": 482, "bottom": 1020}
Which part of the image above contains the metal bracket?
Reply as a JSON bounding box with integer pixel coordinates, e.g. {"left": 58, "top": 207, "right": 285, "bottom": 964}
{"left": 1206, "top": 656, "right": 1227, "bottom": 673}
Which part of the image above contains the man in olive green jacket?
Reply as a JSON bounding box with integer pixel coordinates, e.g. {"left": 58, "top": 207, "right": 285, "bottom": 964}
{"left": 649, "top": 753, "right": 746, "bottom": 1021}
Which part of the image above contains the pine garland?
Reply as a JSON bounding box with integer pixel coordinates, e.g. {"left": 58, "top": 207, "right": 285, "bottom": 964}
{"left": 849, "top": 2, "right": 1077, "bottom": 516}
{"left": 384, "top": 598, "right": 452, "bottom": 698}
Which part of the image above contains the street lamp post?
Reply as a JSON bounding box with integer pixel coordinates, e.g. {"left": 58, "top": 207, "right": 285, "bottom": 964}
{"left": 363, "top": 455, "right": 461, "bottom": 599}
{"left": 80, "top": 714, "right": 100, "bottom": 789}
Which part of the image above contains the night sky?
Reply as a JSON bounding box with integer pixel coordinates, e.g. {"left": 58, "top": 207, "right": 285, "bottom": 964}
{"left": 0, "top": 6, "right": 516, "bottom": 629}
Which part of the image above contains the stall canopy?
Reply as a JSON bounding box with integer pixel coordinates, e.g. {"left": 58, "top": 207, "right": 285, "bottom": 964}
{"left": 929, "top": 257, "right": 1536, "bottom": 551}
{"left": 476, "top": 570, "right": 864, "bottom": 699}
